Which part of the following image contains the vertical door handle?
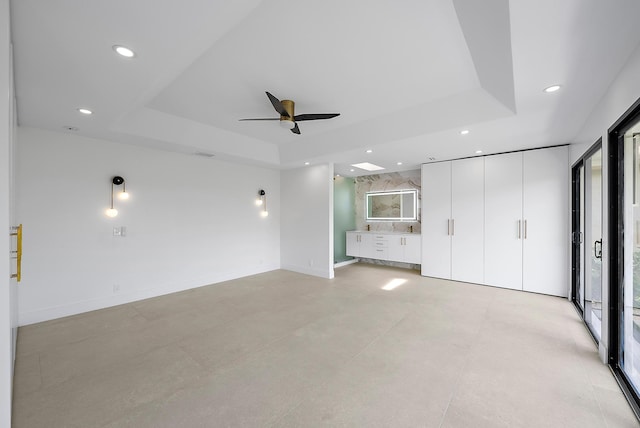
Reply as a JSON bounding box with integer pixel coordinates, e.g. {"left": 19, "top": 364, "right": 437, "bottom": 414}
{"left": 518, "top": 220, "right": 521, "bottom": 239}
{"left": 594, "top": 240, "right": 602, "bottom": 259}
{"left": 524, "top": 220, "right": 528, "bottom": 239}
{"left": 451, "top": 219, "right": 455, "bottom": 236}
{"left": 447, "top": 219, "right": 451, "bottom": 236}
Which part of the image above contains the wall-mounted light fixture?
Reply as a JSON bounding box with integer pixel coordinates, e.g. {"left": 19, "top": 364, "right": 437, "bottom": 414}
{"left": 106, "top": 176, "right": 129, "bottom": 217}
{"left": 256, "top": 189, "right": 268, "bottom": 217}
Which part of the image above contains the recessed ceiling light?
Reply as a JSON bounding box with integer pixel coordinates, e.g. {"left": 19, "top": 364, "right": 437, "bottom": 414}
{"left": 350, "top": 169, "right": 355, "bottom": 172}
{"left": 77, "top": 108, "right": 92, "bottom": 115}
{"left": 336, "top": 174, "right": 341, "bottom": 177}
{"left": 397, "top": 162, "right": 403, "bottom": 165}
{"left": 544, "top": 85, "right": 561, "bottom": 93}
{"left": 460, "top": 130, "right": 470, "bottom": 135}
{"left": 475, "top": 150, "right": 483, "bottom": 154}
{"left": 351, "top": 162, "right": 385, "bottom": 172}
{"left": 113, "top": 45, "right": 136, "bottom": 58}
{"left": 304, "top": 162, "right": 310, "bottom": 165}
{"left": 366, "top": 149, "right": 373, "bottom": 153}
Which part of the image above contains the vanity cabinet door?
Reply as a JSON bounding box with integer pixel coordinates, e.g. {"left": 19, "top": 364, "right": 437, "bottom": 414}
{"left": 388, "top": 236, "right": 405, "bottom": 262}
{"left": 346, "top": 232, "right": 361, "bottom": 257}
{"left": 403, "top": 235, "right": 422, "bottom": 264}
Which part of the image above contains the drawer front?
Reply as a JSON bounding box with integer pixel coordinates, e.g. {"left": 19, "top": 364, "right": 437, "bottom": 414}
{"left": 373, "top": 240, "right": 388, "bottom": 248}
{"left": 371, "top": 247, "right": 389, "bottom": 260}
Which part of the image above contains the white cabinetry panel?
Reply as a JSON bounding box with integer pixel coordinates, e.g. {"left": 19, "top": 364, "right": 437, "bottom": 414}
{"left": 522, "top": 147, "right": 568, "bottom": 297}
{"left": 421, "top": 162, "right": 452, "bottom": 278}
{"left": 484, "top": 152, "right": 523, "bottom": 290}
{"left": 451, "top": 158, "right": 485, "bottom": 284}
{"left": 421, "top": 146, "right": 569, "bottom": 298}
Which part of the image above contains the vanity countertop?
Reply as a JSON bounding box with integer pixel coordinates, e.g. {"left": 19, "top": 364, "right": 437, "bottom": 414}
{"left": 348, "top": 230, "right": 420, "bottom": 235}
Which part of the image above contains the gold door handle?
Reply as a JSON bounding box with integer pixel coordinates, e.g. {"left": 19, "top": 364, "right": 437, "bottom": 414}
{"left": 10, "top": 224, "right": 22, "bottom": 282}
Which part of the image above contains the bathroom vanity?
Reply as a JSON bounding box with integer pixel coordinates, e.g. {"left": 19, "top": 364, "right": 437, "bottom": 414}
{"left": 346, "top": 231, "right": 421, "bottom": 264}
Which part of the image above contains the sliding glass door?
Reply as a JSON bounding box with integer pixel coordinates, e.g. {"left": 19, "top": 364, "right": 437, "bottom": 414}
{"left": 572, "top": 143, "right": 602, "bottom": 341}
{"left": 621, "top": 122, "right": 640, "bottom": 392}
{"left": 585, "top": 149, "right": 603, "bottom": 340}
{"left": 610, "top": 101, "right": 640, "bottom": 417}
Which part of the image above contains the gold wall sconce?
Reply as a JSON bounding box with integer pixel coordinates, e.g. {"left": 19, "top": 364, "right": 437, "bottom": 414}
{"left": 106, "top": 176, "right": 130, "bottom": 218}
{"left": 256, "top": 189, "right": 268, "bottom": 217}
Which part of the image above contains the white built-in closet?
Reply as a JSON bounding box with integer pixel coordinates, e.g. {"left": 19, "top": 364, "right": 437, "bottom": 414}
{"left": 421, "top": 146, "right": 568, "bottom": 297}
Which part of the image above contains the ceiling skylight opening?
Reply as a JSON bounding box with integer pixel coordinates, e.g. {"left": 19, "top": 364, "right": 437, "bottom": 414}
{"left": 351, "top": 162, "right": 385, "bottom": 172}
{"left": 77, "top": 108, "right": 93, "bottom": 115}
{"left": 460, "top": 130, "right": 470, "bottom": 135}
{"left": 544, "top": 85, "right": 561, "bottom": 93}
{"left": 113, "top": 45, "right": 136, "bottom": 58}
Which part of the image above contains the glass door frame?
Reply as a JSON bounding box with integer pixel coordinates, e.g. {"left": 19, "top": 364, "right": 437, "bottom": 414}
{"left": 571, "top": 139, "right": 602, "bottom": 341}
{"left": 608, "top": 95, "right": 640, "bottom": 419}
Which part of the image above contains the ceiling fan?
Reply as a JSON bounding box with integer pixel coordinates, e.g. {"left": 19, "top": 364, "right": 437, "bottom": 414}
{"left": 240, "top": 91, "right": 340, "bottom": 135}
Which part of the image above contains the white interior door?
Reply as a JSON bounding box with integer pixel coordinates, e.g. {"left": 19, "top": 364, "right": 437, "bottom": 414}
{"left": 421, "top": 162, "right": 452, "bottom": 279}
{"left": 522, "top": 146, "right": 569, "bottom": 296}
{"left": 451, "top": 157, "right": 485, "bottom": 284}
{"left": 484, "top": 152, "right": 523, "bottom": 290}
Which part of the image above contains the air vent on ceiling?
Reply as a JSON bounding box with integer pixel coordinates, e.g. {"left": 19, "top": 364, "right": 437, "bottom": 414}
{"left": 194, "top": 152, "right": 215, "bottom": 158}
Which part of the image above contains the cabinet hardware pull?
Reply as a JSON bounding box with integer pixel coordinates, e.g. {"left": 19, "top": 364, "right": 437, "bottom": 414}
{"left": 451, "top": 219, "right": 455, "bottom": 236}
{"left": 518, "top": 220, "right": 521, "bottom": 239}
{"left": 524, "top": 220, "right": 528, "bottom": 239}
{"left": 447, "top": 219, "right": 450, "bottom": 236}
{"left": 10, "top": 224, "right": 22, "bottom": 282}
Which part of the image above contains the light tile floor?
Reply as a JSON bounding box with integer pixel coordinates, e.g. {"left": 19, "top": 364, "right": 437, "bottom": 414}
{"left": 12, "top": 264, "right": 639, "bottom": 427}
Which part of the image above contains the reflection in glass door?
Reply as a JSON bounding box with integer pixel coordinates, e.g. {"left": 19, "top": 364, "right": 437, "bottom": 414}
{"left": 622, "top": 124, "right": 640, "bottom": 394}
{"left": 572, "top": 144, "right": 602, "bottom": 341}
{"left": 584, "top": 149, "right": 603, "bottom": 340}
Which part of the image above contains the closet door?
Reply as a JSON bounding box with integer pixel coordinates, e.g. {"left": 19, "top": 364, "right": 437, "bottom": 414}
{"left": 484, "top": 152, "right": 523, "bottom": 290}
{"left": 451, "top": 157, "right": 485, "bottom": 283}
{"left": 421, "top": 162, "right": 452, "bottom": 279}
{"left": 522, "top": 146, "right": 569, "bottom": 297}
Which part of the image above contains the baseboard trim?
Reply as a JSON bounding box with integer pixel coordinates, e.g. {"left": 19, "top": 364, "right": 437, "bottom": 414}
{"left": 18, "top": 263, "right": 281, "bottom": 326}
{"left": 334, "top": 259, "right": 359, "bottom": 268}
{"left": 281, "top": 264, "right": 334, "bottom": 279}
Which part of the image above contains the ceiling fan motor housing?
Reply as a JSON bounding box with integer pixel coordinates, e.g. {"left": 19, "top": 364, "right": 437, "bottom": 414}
{"left": 279, "top": 100, "right": 295, "bottom": 129}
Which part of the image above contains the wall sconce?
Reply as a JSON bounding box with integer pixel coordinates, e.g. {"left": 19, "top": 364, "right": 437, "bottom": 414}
{"left": 256, "top": 189, "right": 268, "bottom": 217}
{"left": 106, "top": 176, "right": 129, "bottom": 217}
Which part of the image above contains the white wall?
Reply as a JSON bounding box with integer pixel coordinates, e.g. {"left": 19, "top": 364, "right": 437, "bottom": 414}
{"left": 570, "top": 41, "right": 640, "bottom": 362}
{"left": 0, "top": 0, "right": 14, "bottom": 424}
{"left": 281, "top": 164, "right": 334, "bottom": 279}
{"left": 16, "top": 127, "right": 281, "bottom": 325}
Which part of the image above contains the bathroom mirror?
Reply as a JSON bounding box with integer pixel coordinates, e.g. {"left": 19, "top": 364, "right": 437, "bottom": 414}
{"left": 366, "top": 190, "right": 417, "bottom": 221}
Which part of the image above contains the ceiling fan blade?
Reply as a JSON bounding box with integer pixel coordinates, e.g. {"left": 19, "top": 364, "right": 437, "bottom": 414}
{"left": 293, "top": 113, "right": 340, "bottom": 121}
{"left": 266, "top": 91, "right": 290, "bottom": 118}
{"left": 239, "top": 118, "right": 279, "bottom": 121}
{"left": 291, "top": 123, "right": 301, "bottom": 134}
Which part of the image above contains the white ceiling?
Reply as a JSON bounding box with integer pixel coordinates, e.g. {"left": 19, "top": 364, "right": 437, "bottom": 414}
{"left": 10, "top": 0, "right": 640, "bottom": 176}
